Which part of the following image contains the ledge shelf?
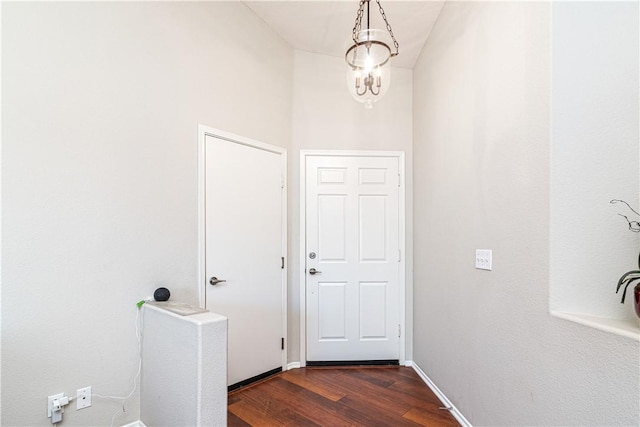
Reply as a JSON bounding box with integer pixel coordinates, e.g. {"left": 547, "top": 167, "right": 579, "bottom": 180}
{"left": 551, "top": 311, "right": 640, "bottom": 342}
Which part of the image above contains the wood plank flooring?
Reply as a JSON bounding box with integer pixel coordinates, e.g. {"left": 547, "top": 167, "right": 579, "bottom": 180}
{"left": 228, "top": 367, "right": 459, "bottom": 426}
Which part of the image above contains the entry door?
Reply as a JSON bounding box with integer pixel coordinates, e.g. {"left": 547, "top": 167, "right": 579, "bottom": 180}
{"left": 305, "top": 154, "right": 401, "bottom": 362}
{"left": 203, "top": 131, "right": 285, "bottom": 386}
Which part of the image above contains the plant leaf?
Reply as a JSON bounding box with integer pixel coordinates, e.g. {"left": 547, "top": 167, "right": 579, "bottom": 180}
{"left": 621, "top": 277, "right": 640, "bottom": 304}
{"left": 617, "top": 270, "right": 640, "bottom": 292}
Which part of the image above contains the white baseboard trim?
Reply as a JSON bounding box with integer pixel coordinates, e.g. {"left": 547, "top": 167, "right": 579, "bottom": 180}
{"left": 406, "top": 360, "right": 472, "bottom": 427}
{"left": 287, "top": 361, "right": 301, "bottom": 370}
{"left": 121, "top": 421, "right": 146, "bottom": 427}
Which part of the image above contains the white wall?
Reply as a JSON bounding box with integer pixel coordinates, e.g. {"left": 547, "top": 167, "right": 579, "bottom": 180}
{"left": 289, "top": 50, "right": 413, "bottom": 363}
{"left": 413, "top": 1, "right": 639, "bottom": 426}
{"left": 2, "top": 2, "right": 292, "bottom": 425}
{"left": 550, "top": 2, "right": 640, "bottom": 323}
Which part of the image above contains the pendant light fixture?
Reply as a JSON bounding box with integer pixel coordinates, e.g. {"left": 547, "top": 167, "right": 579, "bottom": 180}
{"left": 345, "top": 0, "right": 399, "bottom": 109}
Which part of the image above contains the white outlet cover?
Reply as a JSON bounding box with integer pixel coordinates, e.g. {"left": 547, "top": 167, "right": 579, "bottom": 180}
{"left": 76, "top": 387, "right": 91, "bottom": 410}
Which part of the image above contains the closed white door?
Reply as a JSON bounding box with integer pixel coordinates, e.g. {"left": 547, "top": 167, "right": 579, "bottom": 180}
{"left": 202, "top": 131, "right": 286, "bottom": 387}
{"left": 305, "top": 154, "right": 401, "bottom": 362}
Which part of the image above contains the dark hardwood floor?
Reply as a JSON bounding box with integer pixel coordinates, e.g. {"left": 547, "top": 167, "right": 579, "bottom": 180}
{"left": 228, "top": 366, "right": 460, "bottom": 426}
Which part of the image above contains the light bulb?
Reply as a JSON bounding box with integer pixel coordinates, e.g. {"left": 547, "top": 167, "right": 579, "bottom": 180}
{"left": 364, "top": 55, "right": 374, "bottom": 74}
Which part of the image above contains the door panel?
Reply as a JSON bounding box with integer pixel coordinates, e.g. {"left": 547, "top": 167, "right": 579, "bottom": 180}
{"left": 359, "top": 282, "right": 388, "bottom": 339}
{"left": 318, "top": 282, "right": 347, "bottom": 339}
{"left": 318, "top": 195, "right": 347, "bottom": 261}
{"left": 359, "top": 195, "right": 387, "bottom": 261}
{"left": 306, "top": 155, "right": 400, "bottom": 362}
{"left": 204, "top": 134, "right": 284, "bottom": 386}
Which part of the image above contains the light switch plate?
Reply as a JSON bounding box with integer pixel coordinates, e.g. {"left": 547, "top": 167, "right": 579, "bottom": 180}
{"left": 475, "top": 249, "right": 492, "bottom": 270}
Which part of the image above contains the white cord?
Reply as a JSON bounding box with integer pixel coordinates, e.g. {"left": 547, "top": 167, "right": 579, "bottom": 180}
{"left": 90, "top": 306, "right": 144, "bottom": 426}
{"left": 110, "top": 405, "right": 122, "bottom": 427}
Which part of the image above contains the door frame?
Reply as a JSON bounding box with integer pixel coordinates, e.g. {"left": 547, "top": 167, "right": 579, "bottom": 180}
{"left": 299, "top": 150, "right": 406, "bottom": 367}
{"left": 197, "top": 124, "right": 288, "bottom": 371}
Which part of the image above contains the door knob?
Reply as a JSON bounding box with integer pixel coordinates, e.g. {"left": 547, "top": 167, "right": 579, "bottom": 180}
{"left": 309, "top": 268, "right": 321, "bottom": 275}
{"left": 209, "top": 277, "right": 227, "bottom": 286}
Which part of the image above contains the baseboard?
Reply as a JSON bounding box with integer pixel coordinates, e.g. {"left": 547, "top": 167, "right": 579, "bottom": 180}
{"left": 121, "top": 421, "right": 146, "bottom": 427}
{"left": 287, "top": 361, "right": 301, "bottom": 370}
{"left": 406, "top": 361, "right": 472, "bottom": 427}
{"left": 306, "top": 359, "right": 398, "bottom": 367}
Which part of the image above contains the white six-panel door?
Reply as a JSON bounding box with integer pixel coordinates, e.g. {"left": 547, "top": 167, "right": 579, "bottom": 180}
{"left": 305, "top": 154, "right": 401, "bottom": 362}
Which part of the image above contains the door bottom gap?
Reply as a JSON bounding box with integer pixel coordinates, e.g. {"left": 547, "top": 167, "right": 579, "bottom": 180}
{"left": 228, "top": 367, "right": 282, "bottom": 393}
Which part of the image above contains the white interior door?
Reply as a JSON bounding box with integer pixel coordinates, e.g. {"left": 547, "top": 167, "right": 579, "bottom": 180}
{"left": 202, "top": 130, "right": 286, "bottom": 387}
{"left": 305, "top": 154, "right": 401, "bottom": 362}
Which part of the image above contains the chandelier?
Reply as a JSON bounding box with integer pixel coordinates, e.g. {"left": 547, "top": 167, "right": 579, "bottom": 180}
{"left": 345, "top": 0, "right": 399, "bottom": 109}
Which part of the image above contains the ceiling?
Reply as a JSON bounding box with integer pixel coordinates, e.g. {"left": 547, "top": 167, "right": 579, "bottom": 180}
{"left": 243, "top": 1, "right": 445, "bottom": 69}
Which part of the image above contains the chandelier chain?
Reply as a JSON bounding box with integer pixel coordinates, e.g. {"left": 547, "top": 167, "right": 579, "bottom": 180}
{"left": 375, "top": 0, "right": 399, "bottom": 56}
{"left": 350, "top": 0, "right": 399, "bottom": 56}
{"left": 352, "top": 0, "right": 367, "bottom": 43}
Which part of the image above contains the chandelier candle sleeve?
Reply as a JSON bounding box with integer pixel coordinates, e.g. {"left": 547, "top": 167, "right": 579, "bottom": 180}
{"left": 345, "top": 0, "right": 399, "bottom": 109}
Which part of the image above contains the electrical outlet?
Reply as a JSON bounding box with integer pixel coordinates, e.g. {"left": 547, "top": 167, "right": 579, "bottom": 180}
{"left": 76, "top": 386, "right": 91, "bottom": 410}
{"left": 47, "top": 393, "right": 65, "bottom": 418}
{"left": 475, "top": 249, "right": 492, "bottom": 270}
{"left": 47, "top": 393, "right": 69, "bottom": 424}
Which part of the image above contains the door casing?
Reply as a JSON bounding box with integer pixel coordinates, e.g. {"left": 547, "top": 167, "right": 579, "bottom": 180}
{"left": 197, "top": 124, "right": 287, "bottom": 372}
{"left": 299, "top": 150, "right": 406, "bottom": 367}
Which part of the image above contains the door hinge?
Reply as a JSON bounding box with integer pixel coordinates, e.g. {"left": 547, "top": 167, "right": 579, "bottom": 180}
{"left": 398, "top": 325, "right": 401, "bottom": 338}
{"left": 281, "top": 257, "right": 285, "bottom": 269}
{"left": 281, "top": 337, "right": 285, "bottom": 350}
{"left": 398, "top": 249, "right": 401, "bottom": 262}
{"left": 398, "top": 173, "right": 401, "bottom": 187}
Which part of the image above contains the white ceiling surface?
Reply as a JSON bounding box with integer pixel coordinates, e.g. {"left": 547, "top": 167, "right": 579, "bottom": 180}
{"left": 243, "top": 1, "right": 445, "bottom": 69}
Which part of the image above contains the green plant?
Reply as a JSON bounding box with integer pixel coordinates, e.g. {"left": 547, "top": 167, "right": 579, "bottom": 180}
{"left": 611, "top": 199, "right": 640, "bottom": 303}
